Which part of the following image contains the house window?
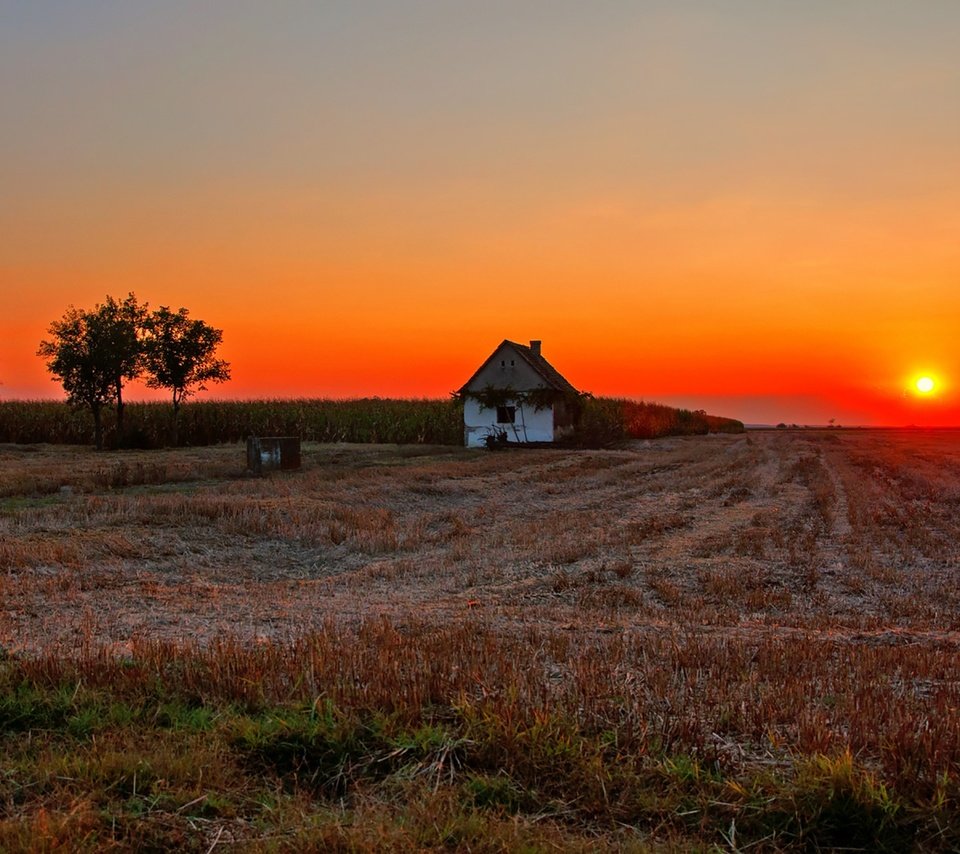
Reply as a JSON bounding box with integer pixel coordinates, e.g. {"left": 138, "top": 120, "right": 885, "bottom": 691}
{"left": 496, "top": 405, "right": 516, "bottom": 424}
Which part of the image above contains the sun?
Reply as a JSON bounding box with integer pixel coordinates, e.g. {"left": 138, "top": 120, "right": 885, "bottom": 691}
{"left": 916, "top": 376, "right": 936, "bottom": 394}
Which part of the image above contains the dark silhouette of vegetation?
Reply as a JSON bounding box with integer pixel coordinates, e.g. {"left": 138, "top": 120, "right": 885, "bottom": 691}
{"left": 575, "top": 398, "right": 744, "bottom": 447}
{"left": 36, "top": 303, "right": 127, "bottom": 450}
{"left": 142, "top": 306, "right": 231, "bottom": 446}
{"left": 0, "top": 399, "right": 463, "bottom": 448}
{"left": 37, "top": 296, "right": 230, "bottom": 448}
{"left": 95, "top": 293, "right": 147, "bottom": 438}
{"left": 1, "top": 397, "right": 742, "bottom": 450}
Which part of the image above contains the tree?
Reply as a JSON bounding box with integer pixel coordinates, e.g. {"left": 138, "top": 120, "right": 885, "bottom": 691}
{"left": 37, "top": 294, "right": 147, "bottom": 449}
{"left": 37, "top": 305, "right": 116, "bottom": 450}
{"left": 92, "top": 293, "right": 147, "bottom": 437}
{"left": 142, "top": 306, "right": 231, "bottom": 445}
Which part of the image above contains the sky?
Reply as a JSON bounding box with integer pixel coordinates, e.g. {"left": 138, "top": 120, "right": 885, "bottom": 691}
{"left": 2, "top": 1, "right": 959, "bottom": 425}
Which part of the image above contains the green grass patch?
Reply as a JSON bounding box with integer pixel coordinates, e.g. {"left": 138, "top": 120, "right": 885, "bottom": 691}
{"left": 0, "top": 627, "right": 958, "bottom": 850}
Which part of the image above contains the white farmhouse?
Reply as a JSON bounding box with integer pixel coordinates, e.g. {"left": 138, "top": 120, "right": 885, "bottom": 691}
{"left": 457, "top": 339, "right": 581, "bottom": 448}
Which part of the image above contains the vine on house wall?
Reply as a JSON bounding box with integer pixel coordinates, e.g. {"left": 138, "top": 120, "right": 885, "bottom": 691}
{"left": 462, "top": 385, "right": 520, "bottom": 411}
{"left": 459, "top": 384, "right": 585, "bottom": 416}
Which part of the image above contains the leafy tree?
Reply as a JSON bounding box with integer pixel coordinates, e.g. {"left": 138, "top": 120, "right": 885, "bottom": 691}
{"left": 142, "top": 306, "right": 231, "bottom": 445}
{"left": 93, "top": 293, "right": 147, "bottom": 437}
{"left": 37, "top": 294, "right": 146, "bottom": 449}
{"left": 37, "top": 305, "right": 115, "bottom": 449}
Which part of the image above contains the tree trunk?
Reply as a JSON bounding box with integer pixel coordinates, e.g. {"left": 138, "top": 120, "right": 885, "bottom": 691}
{"left": 171, "top": 393, "right": 181, "bottom": 447}
{"left": 116, "top": 380, "right": 125, "bottom": 439}
{"left": 92, "top": 404, "right": 104, "bottom": 451}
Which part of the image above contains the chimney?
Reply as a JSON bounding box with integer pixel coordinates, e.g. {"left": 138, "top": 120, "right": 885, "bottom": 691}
{"left": 529, "top": 339, "right": 542, "bottom": 357}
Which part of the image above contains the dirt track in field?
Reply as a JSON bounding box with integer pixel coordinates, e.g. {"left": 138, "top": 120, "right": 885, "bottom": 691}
{"left": 2, "top": 429, "right": 960, "bottom": 653}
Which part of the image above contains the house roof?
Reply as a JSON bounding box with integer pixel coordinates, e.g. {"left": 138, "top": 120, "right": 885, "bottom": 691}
{"left": 457, "top": 339, "right": 580, "bottom": 396}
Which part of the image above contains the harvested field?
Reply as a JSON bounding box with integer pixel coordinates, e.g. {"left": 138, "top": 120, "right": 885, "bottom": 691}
{"left": 1, "top": 429, "right": 959, "bottom": 849}
{"left": 4, "top": 430, "right": 960, "bottom": 649}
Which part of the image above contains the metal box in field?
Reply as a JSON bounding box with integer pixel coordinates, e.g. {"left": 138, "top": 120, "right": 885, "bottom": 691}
{"left": 246, "top": 437, "right": 301, "bottom": 474}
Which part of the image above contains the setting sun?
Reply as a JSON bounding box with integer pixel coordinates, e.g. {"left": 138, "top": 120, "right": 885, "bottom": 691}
{"left": 916, "top": 376, "right": 936, "bottom": 394}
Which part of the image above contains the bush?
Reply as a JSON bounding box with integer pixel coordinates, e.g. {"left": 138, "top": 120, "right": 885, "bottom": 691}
{"left": 574, "top": 398, "right": 744, "bottom": 447}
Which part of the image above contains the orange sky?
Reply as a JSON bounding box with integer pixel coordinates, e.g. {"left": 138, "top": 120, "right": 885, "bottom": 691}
{"left": 2, "top": 3, "right": 959, "bottom": 425}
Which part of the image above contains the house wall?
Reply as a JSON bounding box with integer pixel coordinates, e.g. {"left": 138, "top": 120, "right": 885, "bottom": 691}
{"left": 465, "top": 342, "right": 545, "bottom": 393}
{"left": 464, "top": 398, "right": 555, "bottom": 447}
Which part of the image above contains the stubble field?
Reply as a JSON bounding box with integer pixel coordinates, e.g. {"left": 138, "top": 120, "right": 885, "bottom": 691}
{"left": 1, "top": 430, "right": 959, "bottom": 850}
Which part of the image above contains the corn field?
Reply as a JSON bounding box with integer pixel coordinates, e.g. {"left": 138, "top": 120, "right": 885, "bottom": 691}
{"left": 577, "top": 397, "right": 744, "bottom": 444}
{"left": 0, "top": 399, "right": 465, "bottom": 447}
{"left": 0, "top": 398, "right": 743, "bottom": 448}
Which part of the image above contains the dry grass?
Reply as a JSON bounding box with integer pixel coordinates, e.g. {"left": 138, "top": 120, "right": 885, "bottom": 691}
{"left": 2, "top": 429, "right": 960, "bottom": 848}
{"left": 5, "top": 430, "right": 960, "bottom": 645}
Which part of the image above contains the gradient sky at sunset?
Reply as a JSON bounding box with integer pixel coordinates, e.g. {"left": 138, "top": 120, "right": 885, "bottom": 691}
{"left": 2, "top": 2, "right": 959, "bottom": 425}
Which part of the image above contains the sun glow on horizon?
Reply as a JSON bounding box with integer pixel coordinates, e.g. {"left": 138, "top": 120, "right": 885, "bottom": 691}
{"left": 4, "top": 6, "right": 960, "bottom": 427}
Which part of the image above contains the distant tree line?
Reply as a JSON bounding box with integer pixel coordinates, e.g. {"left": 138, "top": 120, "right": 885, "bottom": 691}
{"left": 37, "top": 294, "right": 230, "bottom": 449}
